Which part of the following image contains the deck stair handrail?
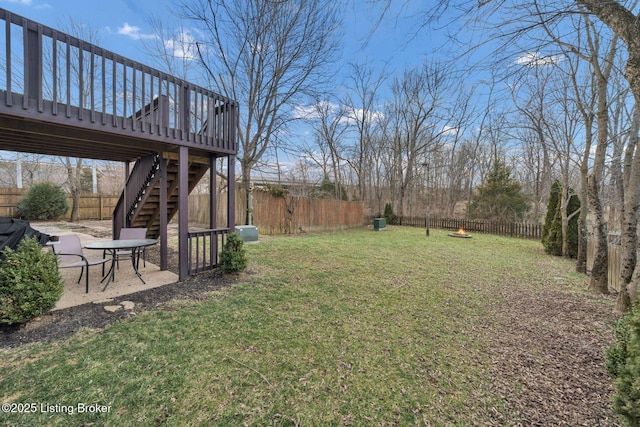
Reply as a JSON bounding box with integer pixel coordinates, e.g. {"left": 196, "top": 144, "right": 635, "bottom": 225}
{"left": 112, "top": 153, "right": 160, "bottom": 239}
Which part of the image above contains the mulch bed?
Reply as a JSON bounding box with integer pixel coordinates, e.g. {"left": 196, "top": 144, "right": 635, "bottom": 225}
{"left": 0, "top": 267, "right": 239, "bottom": 350}
{"left": 479, "top": 286, "right": 621, "bottom": 426}
{"left": 0, "top": 234, "right": 241, "bottom": 349}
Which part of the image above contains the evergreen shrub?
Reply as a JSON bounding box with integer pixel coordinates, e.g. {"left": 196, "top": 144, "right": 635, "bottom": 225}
{"left": 17, "top": 182, "right": 69, "bottom": 220}
{"left": 606, "top": 306, "right": 640, "bottom": 426}
{"left": 220, "top": 232, "right": 248, "bottom": 274}
{"left": 542, "top": 180, "right": 580, "bottom": 257}
{"left": 0, "top": 237, "right": 64, "bottom": 325}
{"left": 383, "top": 203, "right": 397, "bottom": 225}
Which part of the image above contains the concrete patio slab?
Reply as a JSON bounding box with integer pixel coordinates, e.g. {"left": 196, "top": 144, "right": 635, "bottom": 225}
{"left": 30, "top": 224, "right": 179, "bottom": 311}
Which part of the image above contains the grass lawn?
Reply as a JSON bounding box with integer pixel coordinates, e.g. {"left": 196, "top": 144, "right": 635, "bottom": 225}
{"left": 0, "top": 226, "right": 613, "bottom": 426}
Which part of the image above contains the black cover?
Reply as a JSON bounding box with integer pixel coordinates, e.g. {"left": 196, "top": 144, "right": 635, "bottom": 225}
{"left": 0, "top": 218, "right": 50, "bottom": 257}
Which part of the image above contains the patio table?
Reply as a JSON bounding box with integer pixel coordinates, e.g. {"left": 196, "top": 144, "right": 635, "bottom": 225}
{"left": 85, "top": 239, "right": 158, "bottom": 290}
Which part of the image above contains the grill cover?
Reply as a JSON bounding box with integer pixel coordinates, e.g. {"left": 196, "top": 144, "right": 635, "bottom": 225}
{"left": 0, "top": 218, "right": 50, "bottom": 257}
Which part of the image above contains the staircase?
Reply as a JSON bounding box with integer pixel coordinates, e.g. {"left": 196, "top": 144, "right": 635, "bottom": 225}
{"left": 113, "top": 153, "right": 209, "bottom": 239}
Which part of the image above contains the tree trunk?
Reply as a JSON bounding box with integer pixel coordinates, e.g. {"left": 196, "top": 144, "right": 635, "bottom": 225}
{"left": 241, "top": 159, "right": 253, "bottom": 226}
{"left": 576, "top": 217, "right": 587, "bottom": 273}
{"left": 587, "top": 174, "right": 609, "bottom": 294}
{"left": 617, "top": 102, "right": 640, "bottom": 312}
{"left": 576, "top": 142, "right": 590, "bottom": 273}
{"left": 66, "top": 157, "right": 81, "bottom": 222}
{"left": 70, "top": 187, "right": 80, "bottom": 222}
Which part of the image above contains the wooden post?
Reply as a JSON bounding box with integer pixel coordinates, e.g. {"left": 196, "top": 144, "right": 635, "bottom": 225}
{"left": 210, "top": 153, "right": 217, "bottom": 266}
{"left": 160, "top": 152, "right": 168, "bottom": 271}
{"left": 228, "top": 154, "right": 236, "bottom": 231}
{"left": 178, "top": 147, "right": 189, "bottom": 279}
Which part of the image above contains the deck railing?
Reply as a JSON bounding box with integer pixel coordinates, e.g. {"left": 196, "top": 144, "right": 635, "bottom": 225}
{"left": 0, "top": 8, "right": 237, "bottom": 153}
{"left": 187, "top": 228, "right": 230, "bottom": 275}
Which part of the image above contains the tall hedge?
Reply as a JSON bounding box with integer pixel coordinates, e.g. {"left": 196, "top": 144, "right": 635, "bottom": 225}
{"left": 542, "top": 181, "right": 562, "bottom": 256}
{"left": 542, "top": 180, "right": 580, "bottom": 258}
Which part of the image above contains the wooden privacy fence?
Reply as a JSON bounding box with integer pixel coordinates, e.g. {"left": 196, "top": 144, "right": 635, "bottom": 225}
{"left": 189, "top": 190, "right": 364, "bottom": 234}
{"left": 586, "top": 233, "right": 622, "bottom": 292}
{"left": 1, "top": 187, "right": 364, "bottom": 233}
{"left": 368, "top": 215, "right": 543, "bottom": 240}
{"left": 0, "top": 188, "right": 118, "bottom": 220}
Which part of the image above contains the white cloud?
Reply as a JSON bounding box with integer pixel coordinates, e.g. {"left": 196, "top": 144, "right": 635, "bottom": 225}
{"left": 441, "top": 126, "right": 458, "bottom": 136}
{"left": 515, "top": 52, "right": 563, "bottom": 67}
{"left": 117, "top": 23, "right": 156, "bottom": 41}
{"left": 292, "top": 102, "right": 385, "bottom": 126}
{"left": 164, "top": 31, "right": 198, "bottom": 60}
{"left": 342, "top": 108, "right": 385, "bottom": 126}
{"left": 292, "top": 101, "right": 338, "bottom": 120}
{"left": 2, "top": 0, "right": 33, "bottom": 5}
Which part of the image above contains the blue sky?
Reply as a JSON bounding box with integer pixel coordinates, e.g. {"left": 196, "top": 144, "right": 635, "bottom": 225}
{"left": 0, "top": 0, "right": 434, "bottom": 88}
{"left": 0, "top": 0, "right": 449, "bottom": 171}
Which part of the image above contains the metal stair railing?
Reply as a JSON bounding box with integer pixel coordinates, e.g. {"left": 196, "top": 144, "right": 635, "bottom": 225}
{"left": 112, "top": 153, "right": 161, "bottom": 239}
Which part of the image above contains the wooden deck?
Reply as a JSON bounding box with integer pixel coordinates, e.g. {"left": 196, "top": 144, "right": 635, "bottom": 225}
{"left": 0, "top": 8, "right": 238, "bottom": 280}
{"left": 0, "top": 8, "right": 237, "bottom": 163}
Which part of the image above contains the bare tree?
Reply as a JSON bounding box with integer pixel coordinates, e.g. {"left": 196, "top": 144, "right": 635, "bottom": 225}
{"left": 508, "top": 62, "right": 556, "bottom": 220}
{"left": 179, "top": 0, "right": 342, "bottom": 224}
{"left": 342, "top": 62, "right": 388, "bottom": 205}
{"left": 571, "top": 1, "right": 640, "bottom": 309}
{"left": 307, "top": 99, "right": 349, "bottom": 199}
{"left": 378, "top": 0, "right": 640, "bottom": 309}
{"left": 386, "top": 62, "right": 449, "bottom": 218}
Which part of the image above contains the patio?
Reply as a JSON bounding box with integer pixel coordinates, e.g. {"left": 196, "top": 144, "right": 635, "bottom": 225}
{"left": 31, "top": 221, "right": 179, "bottom": 310}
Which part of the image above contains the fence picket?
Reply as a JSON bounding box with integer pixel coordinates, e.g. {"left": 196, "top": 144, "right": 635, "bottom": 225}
{"left": 366, "top": 214, "right": 542, "bottom": 240}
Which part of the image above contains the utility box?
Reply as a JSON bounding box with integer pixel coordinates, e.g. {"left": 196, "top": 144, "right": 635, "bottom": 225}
{"left": 373, "top": 218, "right": 387, "bottom": 231}
{"left": 235, "top": 225, "right": 259, "bottom": 242}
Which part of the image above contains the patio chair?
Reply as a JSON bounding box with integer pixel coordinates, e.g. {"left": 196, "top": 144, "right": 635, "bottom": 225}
{"left": 52, "top": 234, "right": 110, "bottom": 293}
{"left": 112, "top": 227, "right": 148, "bottom": 270}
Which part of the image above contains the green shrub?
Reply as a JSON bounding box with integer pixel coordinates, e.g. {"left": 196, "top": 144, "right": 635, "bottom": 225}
{"left": 606, "top": 306, "right": 640, "bottom": 426}
{"left": 542, "top": 181, "right": 562, "bottom": 256}
{"left": 383, "top": 203, "right": 397, "bottom": 225}
{"left": 0, "top": 237, "right": 64, "bottom": 325}
{"left": 220, "top": 232, "right": 248, "bottom": 274}
{"left": 542, "top": 180, "right": 580, "bottom": 258}
{"left": 17, "top": 182, "right": 69, "bottom": 220}
{"left": 606, "top": 311, "right": 633, "bottom": 379}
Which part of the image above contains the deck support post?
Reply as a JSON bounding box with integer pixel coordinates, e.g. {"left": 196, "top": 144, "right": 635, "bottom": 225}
{"left": 159, "top": 152, "right": 168, "bottom": 271}
{"left": 228, "top": 155, "right": 235, "bottom": 231}
{"left": 178, "top": 146, "right": 189, "bottom": 280}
